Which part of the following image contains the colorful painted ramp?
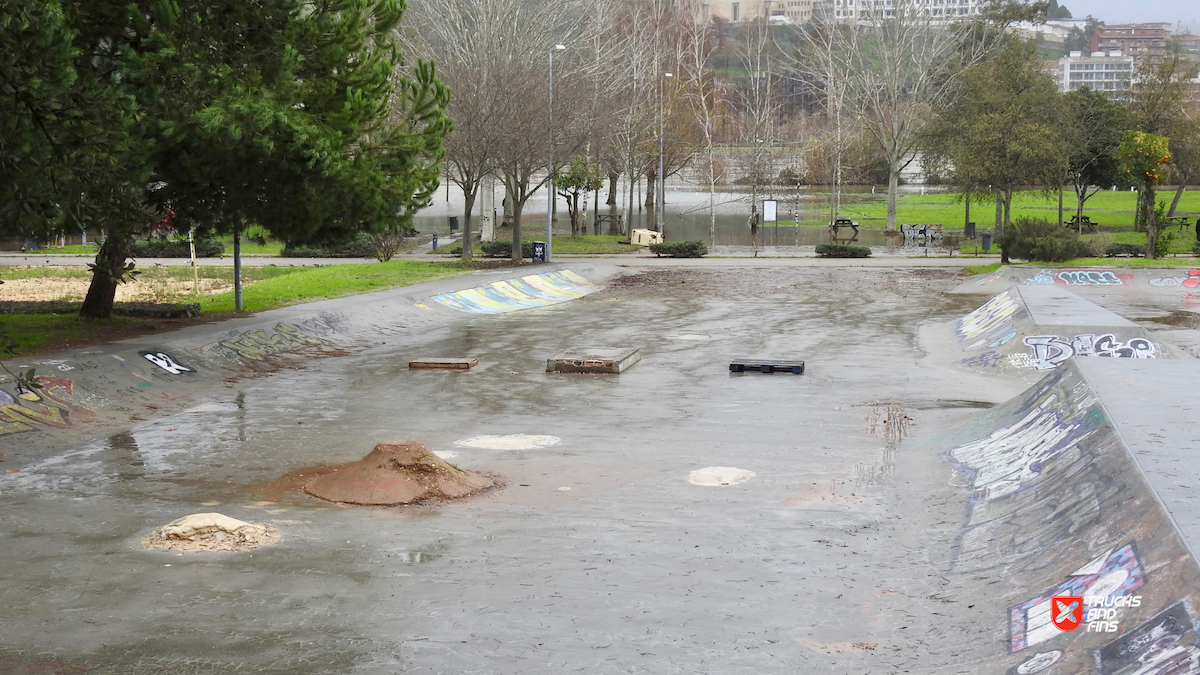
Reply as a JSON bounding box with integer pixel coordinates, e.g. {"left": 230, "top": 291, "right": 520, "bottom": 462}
{"left": 428, "top": 270, "right": 601, "bottom": 314}
{"left": 948, "top": 286, "right": 1186, "bottom": 378}
{"left": 941, "top": 359, "right": 1200, "bottom": 674}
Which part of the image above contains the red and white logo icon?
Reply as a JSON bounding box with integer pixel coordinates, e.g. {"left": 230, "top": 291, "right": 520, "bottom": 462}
{"left": 1052, "top": 596, "right": 1084, "bottom": 632}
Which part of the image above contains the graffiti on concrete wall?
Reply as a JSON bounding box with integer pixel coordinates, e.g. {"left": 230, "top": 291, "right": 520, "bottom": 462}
{"left": 140, "top": 351, "right": 194, "bottom": 375}
{"left": 1056, "top": 270, "right": 1127, "bottom": 286}
{"left": 946, "top": 367, "right": 1117, "bottom": 574}
{"left": 1022, "top": 270, "right": 1130, "bottom": 287}
{"left": 1009, "top": 543, "right": 1145, "bottom": 652}
{"left": 1022, "top": 334, "right": 1158, "bottom": 371}
{"left": 901, "top": 224, "right": 943, "bottom": 248}
{"left": 1149, "top": 271, "right": 1200, "bottom": 288}
{"left": 1008, "top": 650, "right": 1063, "bottom": 674}
{"left": 955, "top": 290, "right": 1024, "bottom": 349}
{"left": 0, "top": 376, "right": 94, "bottom": 436}
{"left": 1098, "top": 602, "right": 1200, "bottom": 675}
{"left": 948, "top": 388, "right": 1099, "bottom": 501}
{"left": 217, "top": 323, "right": 324, "bottom": 360}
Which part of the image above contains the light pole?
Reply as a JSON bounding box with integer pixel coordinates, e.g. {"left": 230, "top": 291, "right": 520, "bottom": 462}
{"left": 658, "top": 71, "right": 673, "bottom": 233}
{"left": 547, "top": 44, "right": 566, "bottom": 262}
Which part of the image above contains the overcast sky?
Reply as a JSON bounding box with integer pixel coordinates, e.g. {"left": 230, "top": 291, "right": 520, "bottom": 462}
{"left": 1066, "top": 0, "right": 1198, "bottom": 26}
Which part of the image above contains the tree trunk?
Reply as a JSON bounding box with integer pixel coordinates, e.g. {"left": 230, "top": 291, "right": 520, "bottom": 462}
{"left": 607, "top": 171, "right": 619, "bottom": 206}
{"left": 645, "top": 172, "right": 657, "bottom": 211}
{"left": 1168, "top": 182, "right": 1186, "bottom": 217}
{"left": 886, "top": 167, "right": 899, "bottom": 231}
{"left": 511, "top": 197, "right": 524, "bottom": 263}
{"left": 79, "top": 231, "right": 130, "bottom": 319}
{"left": 1003, "top": 191, "right": 1013, "bottom": 230}
{"left": 1146, "top": 186, "right": 1159, "bottom": 259}
{"left": 461, "top": 188, "right": 476, "bottom": 260}
{"left": 1057, "top": 185, "right": 1064, "bottom": 229}
{"left": 994, "top": 189, "right": 1003, "bottom": 237}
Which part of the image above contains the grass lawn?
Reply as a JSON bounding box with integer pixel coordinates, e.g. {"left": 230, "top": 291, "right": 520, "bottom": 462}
{"left": 0, "top": 260, "right": 494, "bottom": 355}
{"left": 0, "top": 313, "right": 152, "bottom": 356}
{"left": 786, "top": 188, "right": 1200, "bottom": 230}
{"left": 198, "top": 260, "right": 485, "bottom": 312}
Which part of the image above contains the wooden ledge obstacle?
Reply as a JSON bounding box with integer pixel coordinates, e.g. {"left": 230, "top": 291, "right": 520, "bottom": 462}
{"left": 409, "top": 358, "right": 478, "bottom": 370}
{"left": 729, "top": 359, "right": 805, "bottom": 374}
{"left": 547, "top": 347, "right": 641, "bottom": 374}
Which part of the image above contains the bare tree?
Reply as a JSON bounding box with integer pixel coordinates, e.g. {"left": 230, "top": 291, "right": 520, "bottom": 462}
{"left": 679, "top": 5, "right": 730, "bottom": 246}
{"left": 803, "top": 0, "right": 1007, "bottom": 230}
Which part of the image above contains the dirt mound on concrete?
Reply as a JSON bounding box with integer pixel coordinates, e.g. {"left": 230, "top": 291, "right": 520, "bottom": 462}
{"left": 303, "top": 440, "right": 494, "bottom": 506}
{"left": 143, "top": 513, "right": 280, "bottom": 552}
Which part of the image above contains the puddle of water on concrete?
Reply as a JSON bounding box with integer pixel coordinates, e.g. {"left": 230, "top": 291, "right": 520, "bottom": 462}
{"left": 906, "top": 399, "right": 995, "bottom": 410}
{"left": 1135, "top": 311, "right": 1200, "bottom": 329}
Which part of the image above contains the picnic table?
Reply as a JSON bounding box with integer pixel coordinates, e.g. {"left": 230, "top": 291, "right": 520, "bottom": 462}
{"left": 1065, "top": 215, "right": 1096, "bottom": 233}
{"left": 1165, "top": 215, "right": 1191, "bottom": 230}
{"left": 829, "top": 218, "right": 859, "bottom": 244}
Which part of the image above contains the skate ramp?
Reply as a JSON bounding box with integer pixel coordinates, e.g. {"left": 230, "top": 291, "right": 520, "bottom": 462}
{"left": 937, "top": 286, "right": 1187, "bottom": 381}
{"left": 955, "top": 266, "right": 1200, "bottom": 307}
{"left": 940, "top": 359, "right": 1200, "bottom": 675}
{"left": 0, "top": 266, "right": 610, "bottom": 448}
{"left": 425, "top": 269, "right": 601, "bottom": 314}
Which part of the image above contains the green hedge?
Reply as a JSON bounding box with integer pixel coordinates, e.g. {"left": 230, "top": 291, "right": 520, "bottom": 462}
{"left": 130, "top": 237, "right": 224, "bottom": 258}
{"left": 814, "top": 243, "right": 871, "bottom": 258}
{"left": 649, "top": 240, "right": 707, "bottom": 258}
{"left": 281, "top": 233, "right": 378, "bottom": 258}
{"left": 478, "top": 240, "right": 534, "bottom": 258}
{"left": 1105, "top": 243, "right": 1145, "bottom": 257}
{"left": 997, "top": 217, "right": 1090, "bottom": 262}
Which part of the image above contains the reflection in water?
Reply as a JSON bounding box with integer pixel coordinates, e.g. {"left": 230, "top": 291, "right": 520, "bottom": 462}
{"left": 107, "top": 430, "right": 144, "bottom": 478}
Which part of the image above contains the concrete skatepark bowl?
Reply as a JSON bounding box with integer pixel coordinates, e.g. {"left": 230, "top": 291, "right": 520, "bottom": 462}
{"left": 1, "top": 263, "right": 1199, "bottom": 674}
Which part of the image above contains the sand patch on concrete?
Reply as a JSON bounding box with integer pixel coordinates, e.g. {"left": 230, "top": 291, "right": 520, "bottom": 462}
{"left": 142, "top": 512, "right": 280, "bottom": 552}
{"left": 454, "top": 434, "right": 560, "bottom": 451}
{"left": 687, "top": 467, "right": 755, "bottom": 486}
{"left": 304, "top": 440, "right": 494, "bottom": 506}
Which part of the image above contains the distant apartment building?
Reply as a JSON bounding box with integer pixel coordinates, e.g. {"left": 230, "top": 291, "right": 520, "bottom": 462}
{"left": 1051, "top": 50, "right": 1134, "bottom": 95}
{"left": 1091, "top": 23, "right": 1170, "bottom": 68}
{"left": 828, "top": 0, "right": 984, "bottom": 21}
{"left": 698, "top": 0, "right": 981, "bottom": 23}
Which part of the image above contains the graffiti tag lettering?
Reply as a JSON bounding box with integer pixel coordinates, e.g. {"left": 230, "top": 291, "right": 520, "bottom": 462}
{"left": 1056, "top": 270, "right": 1124, "bottom": 286}
{"left": 956, "top": 291, "right": 1019, "bottom": 342}
{"left": 1149, "top": 270, "right": 1200, "bottom": 288}
{"left": 949, "top": 391, "right": 1095, "bottom": 501}
{"left": 217, "top": 324, "right": 323, "bottom": 360}
{"left": 1021, "top": 334, "right": 1157, "bottom": 371}
{"left": 141, "top": 352, "right": 193, "bottom": 375}
{"left": 1022, "top": 270, "right": 1056, "bottom": 285}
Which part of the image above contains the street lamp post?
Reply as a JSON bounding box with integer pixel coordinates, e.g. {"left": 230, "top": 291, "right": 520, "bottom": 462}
{"left": 658, "top": 72, "right": 673, "bottom": 233}
{"left": 547, "top": 44, "right": 566, "bottom": 262}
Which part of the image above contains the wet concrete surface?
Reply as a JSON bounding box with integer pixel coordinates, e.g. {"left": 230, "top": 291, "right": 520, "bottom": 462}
{"left": 0, "top": 267, "right": 1119, "bottom": 673}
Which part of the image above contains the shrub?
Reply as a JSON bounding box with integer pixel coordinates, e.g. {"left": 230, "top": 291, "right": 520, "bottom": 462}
{"left": 814, "top": 243, "right": 871, "bottom": 258}
{"left": 1104, "top": 243, "right": 1146, "bottom": 257}
{"left": 130, "top": 237, "right": 224, "bottom": 258}
{"left": 1155, "top": 229, "right": 1175, "bottom": 258}
{"left": 282, "top": 233, "right": 378, "bottom": 258}
{"left": 649, "top": 240, "right": 708, "bottom": 258}
{"left": 480, "top": 240, "right": 534, "bottom": 258}
{"left": 997, "top": 217, "right": 1090, "bottom": 262}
